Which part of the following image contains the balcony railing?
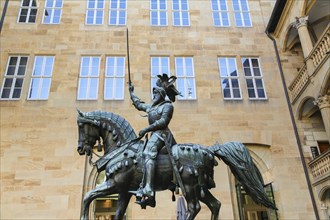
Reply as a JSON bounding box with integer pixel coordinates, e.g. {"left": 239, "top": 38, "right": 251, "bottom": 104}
{"left": 288, "top": 64, "right": 309, "bottom": 102}
{"left": 289, "top": 24, "right": 330, "bottom": 103}
{"left": 308, "top": 150, "right": 330, "bottom": 184}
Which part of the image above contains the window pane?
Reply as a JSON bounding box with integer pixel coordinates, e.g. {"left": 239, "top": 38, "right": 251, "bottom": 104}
{"left": 9, "top": 57, "right": 18, "bottom": 66}
{"left": 233, "top": 88, "right": 241, "bottom": 98}
{"left": 255, "top": 79, "right": 263, "bottom": 87}
{"left": 257, "top": 88, "right": 265, "bottom": 98}
{"left": 221, "top": 78, "right": 229, "bottom": 90}
{"left": 89, "top": 78, "right": 98, "bottom": 99}
{"left": 55, "top": 0, "right": 63, "bottom": 7}
{"left": 244, "top": 68, "right": 251, "bottom": 76}
{"left": 223, "top": 88, "right": 231, "bottom": 98}
{"left": 40, "top": 78, "right": 51, "bottom": 99}
{"left": 246, "top": 79, "right": 253, "bottom": 88}
{"left": 78, "top": 78, "right": 88, "bottom": 99}
{"left": 248, "top": 88, "right": 255, "bottom": 98}
{"left": 7, "top": 66, "right": 16, "bottom": 76}
{"left": 232, "top": 79, "right": 239, "bottom": 88}
{"left": 186, "top": 78, "right": 195, "bottom": 98}
{"left": 241, "top": 0, "right": 248, "bottom": 10}
{"left": 4, "top": 78, "right": 13, "bottom": 88}
{"left": 15, "top": 78, "right": 24, "bottom": 88}
{"left": 13, "top": 88, "right": 22, "bottom": 98}
{"left": 1, "top": 88, "right": 11, "bottom": 98}
{"left": 105, "top": 78, "right": 114, "bottom": 99}
{"left": 211, "top": 0, "right": 218, "bottom": 10}
{"left": 253, "top": 68, "right": 261, "bottom": 76}
{"left": 29, "top": 78, "right": 40, "bottom": 98}
{"left": 115, "top": 78, "right": 124, "bottom": 99}
{"left": 22, "top": 0, "right": 30, "bottom": 6}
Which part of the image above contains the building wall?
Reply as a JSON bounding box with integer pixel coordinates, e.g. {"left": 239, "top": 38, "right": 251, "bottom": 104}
{"left": 1, "top": 0, "right": 315, "bottom": 219}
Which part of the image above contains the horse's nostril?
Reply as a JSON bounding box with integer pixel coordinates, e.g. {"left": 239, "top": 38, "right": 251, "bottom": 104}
{"left": 77, "top": 145, "right": 85, "bottom": 155}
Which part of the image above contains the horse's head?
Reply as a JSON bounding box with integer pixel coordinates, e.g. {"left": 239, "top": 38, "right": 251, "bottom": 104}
{"left": 77, "top": 109, "right": 101, "bottom": 156}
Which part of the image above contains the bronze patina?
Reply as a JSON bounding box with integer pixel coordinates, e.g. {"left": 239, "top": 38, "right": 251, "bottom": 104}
{"left": 76, "top": 77, "right": 277, "bottom": 220}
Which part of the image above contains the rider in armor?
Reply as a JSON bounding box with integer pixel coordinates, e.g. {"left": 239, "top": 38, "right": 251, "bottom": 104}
{"left": 129, "top": 74, "right": 180, "bottom": 208}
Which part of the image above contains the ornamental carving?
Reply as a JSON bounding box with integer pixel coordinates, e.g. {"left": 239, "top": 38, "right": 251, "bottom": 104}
{"left": 292, "top": 16, "right": 309, "bottom": 29}
{"left": 314, "top": 95, "right": 330, "bottom": 109}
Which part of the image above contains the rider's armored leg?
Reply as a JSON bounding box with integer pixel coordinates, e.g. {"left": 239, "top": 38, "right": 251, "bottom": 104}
{"left": 142, "top": 158, "right": 156, "bottom": 197}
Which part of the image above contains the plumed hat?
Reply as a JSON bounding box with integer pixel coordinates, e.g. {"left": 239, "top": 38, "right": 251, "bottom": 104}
{"left": 156, "top": 74, "right": 181, "bottom": 102}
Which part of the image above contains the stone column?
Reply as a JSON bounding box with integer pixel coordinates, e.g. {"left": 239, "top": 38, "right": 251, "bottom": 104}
{"left": 292, "top": 16, "right": 314, "bottom": 58}
{"left": 314, "top": 95, "right": 330, "bottom": 142}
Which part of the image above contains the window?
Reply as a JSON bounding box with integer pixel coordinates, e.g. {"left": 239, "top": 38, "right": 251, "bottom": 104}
{"left": 236, "top": 183, "right": 278, "bottom": 220}
{"left": 175, "top": 57, "right": 196, "bottom": 100}
{"left": 0, "top": 56, "right": 28, "bottom": 100}
{"left": 242, "top": 58, "right": 266, "bottom": 100}
{"left": 86, "top": 0, "right": 104, "bottom": 25}
{"left": 109, "top": 0, "right": 126, "bottom": 25}
{"left": 218, "top": 57, "right": 241, "bottom": 99}
{"left": 232, "top": 0, "right": 252, "bottom": 27}
{"left": 28, "top": 56, "right": 55, "bottom": 100}
{"left": 77, "top": 56, "right": 100, "bottom": 100}
{"left": 104, "top": 56, "right": 125, "bottom": 100}
{"left": 151, "top": 57, "right": 170, "bottom": 96}
{"left": 211, "top": 0, "right": 230, "bottom": 27}
{"left": 172, "top": 0, "right": 190, "bottom": 26}
{"left": 18, "top": 0, "right": 38, "bottom": 23}
{"left": 150, "top": 0, "right": 167, "bottom": 26}
{"left": 42, "top": 0, "right": 63, "bottom": 24}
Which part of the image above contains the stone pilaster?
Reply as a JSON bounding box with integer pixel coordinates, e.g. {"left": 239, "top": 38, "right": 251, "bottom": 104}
{"left": 314, "top": 95, "right": 330, "bottom": 142}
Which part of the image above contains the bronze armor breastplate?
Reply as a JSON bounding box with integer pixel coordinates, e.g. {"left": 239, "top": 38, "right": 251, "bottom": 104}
{"left": 148, "top": 105, "right": 162, "bottom": 125}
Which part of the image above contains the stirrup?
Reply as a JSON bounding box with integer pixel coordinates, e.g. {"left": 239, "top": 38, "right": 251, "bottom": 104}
{"left": 135, "top": 197, "right": 156, "bottom": 209}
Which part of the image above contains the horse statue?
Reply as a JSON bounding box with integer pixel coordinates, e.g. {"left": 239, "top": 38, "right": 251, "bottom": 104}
{"left": 76, "top": 110, "right": 277, "bottom": 220}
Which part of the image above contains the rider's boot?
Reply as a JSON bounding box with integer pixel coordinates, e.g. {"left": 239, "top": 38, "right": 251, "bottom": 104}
{"left": 136, "top": 158, "right": 156, "bottom": 208}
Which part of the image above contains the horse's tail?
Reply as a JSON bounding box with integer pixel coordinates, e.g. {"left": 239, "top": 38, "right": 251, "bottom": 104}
{"left": 209, "top": 142, "right": 277, "bottom": 210}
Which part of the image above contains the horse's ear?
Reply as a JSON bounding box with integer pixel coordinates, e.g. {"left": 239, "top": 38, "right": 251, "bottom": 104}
{"left": 77, "top": 108, "right": 84, "bottom": 117}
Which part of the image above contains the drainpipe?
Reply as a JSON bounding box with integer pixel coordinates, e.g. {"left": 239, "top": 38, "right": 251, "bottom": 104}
{"left": 266, "top": 32, "right": 320, "bottom": 220}
{"left": 0, "top": 0, "right": 9, "bottom": 33}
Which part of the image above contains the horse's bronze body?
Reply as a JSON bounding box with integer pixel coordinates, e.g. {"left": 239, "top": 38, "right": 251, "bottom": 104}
{"left": 77, "top": 110, "right": 276, "bottom": 220}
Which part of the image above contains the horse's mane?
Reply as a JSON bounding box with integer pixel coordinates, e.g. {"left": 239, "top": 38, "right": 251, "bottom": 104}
{"left": 82, "top": 110, "right": 137, "bottom": 142}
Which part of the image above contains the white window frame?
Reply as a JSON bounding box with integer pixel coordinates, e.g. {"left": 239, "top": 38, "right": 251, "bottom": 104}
{"left": 0, "top": 56, "right": 29, "bottom": 100}
{"left": 77, "top": 56, "right": 101, "bottom": 100}
{"left": 211, "top": 0, "right": 230, "bottom": 27}
{"left": 17, "top": 0, "right": 38, "bottom": 23}
{"left": 218, "top": 57, "right": 242, "bottom": 100}
{"left": 232, "top": 0, "right": 252, "bottom": 27}
{"left": 86, "top": 0, "right": 105, "bottom": 25}
{"left": 242, "top": 57, "right": 267, "bottom": 100}
{"left": 175, "top": 57, "right": 196, "bottom": 100}
{"left": 28, "top": 56, "right": 55, "bottom": 100}
{"left": 150, "top": 56, "right": 170, "bottom": 97}
{"left": 109, "top": 0, "right": 127, "bottom": 25}
{"left": 172, "top": 0, "right": 190, "bottom": 26}
{"left": 150, "top": 0, "right": 168, "bottom": 26}
{"left": 42, "top": 0, "right": 63, "bottom": 24}
{"left": 104, "top": 56, "right": 125, "bottom": 100}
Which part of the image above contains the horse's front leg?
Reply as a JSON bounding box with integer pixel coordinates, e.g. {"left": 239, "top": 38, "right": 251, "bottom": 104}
{"left": 114, "top": 192, "right": 132, "bottom": 220}
{"left": 81, "top": 179, "right": 115, "bottom": 220}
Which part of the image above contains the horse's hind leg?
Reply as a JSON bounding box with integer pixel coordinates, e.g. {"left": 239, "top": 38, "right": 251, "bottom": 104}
{"left": 114, "top": 192, "right": 132, "bottom": 220}
{"left": 81, "top": 180, "right": 115, "bottom": 220}
{"left": 200, "top": 189, "right": 221, "bottom": 220}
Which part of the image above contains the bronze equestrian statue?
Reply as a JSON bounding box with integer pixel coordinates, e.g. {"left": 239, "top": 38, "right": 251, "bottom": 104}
{"left": 76, "top": 75, "right": 277, "bottom": 220}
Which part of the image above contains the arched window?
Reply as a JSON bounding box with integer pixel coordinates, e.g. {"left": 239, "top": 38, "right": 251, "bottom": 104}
{"left": 230, "top": 144, "right": 278, "bottom": 220}
{"left": 236, "top": 182, "right": 277, "bottom": 220}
